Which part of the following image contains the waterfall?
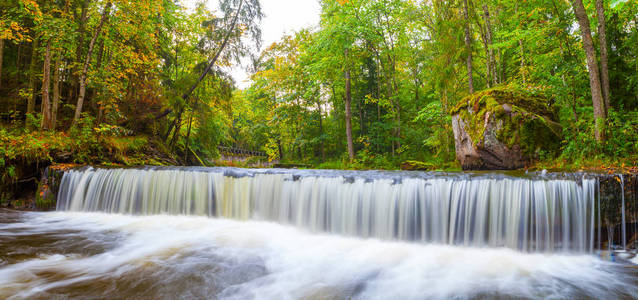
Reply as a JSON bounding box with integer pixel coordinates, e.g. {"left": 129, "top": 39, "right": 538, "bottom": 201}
{"left": 57, "top": 167, "right": 601, "bottom": 252}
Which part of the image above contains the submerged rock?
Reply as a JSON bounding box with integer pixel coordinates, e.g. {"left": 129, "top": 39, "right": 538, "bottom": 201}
{"left": 450, "top": 86, "right": 561, "bottom": 170}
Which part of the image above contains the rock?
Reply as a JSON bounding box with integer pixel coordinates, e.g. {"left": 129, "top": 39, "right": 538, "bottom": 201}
{"left": 450, "top": 86, "right": 561, "bottom": 170}
{"left": 35, "top": 164, "right": 77, "bottom": 210}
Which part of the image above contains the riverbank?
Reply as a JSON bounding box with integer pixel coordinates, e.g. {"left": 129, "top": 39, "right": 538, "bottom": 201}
{"left": 0, "top": 127, "right": 177, "bottom": 209}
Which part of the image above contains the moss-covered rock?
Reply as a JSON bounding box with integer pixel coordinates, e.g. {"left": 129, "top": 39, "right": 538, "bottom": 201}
{"left": 400, "top": 160, "right": 436, "bottom": 171}
{"left": 450, "top": 85, "right": 561, "bottom": 170}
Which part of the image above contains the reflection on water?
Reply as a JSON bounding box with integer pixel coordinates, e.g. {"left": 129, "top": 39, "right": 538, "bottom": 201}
{"left": 1, "top": 209, "right": 637, "bottom": 300}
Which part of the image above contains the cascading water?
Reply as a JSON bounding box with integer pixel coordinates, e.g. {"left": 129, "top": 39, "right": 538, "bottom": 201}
{"left": 2, "top": 166, "right": 638, "bottom": 299}
{"left": 57, "top": 167, "right": 602, "bottom": 252}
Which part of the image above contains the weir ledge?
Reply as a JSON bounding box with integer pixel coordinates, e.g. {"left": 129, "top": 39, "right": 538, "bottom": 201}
{"left": 37, "top": 166, "right": 638, "bottom": 251}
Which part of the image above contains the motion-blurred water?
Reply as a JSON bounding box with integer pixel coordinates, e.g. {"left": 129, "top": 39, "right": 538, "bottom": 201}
{"left": 1, "top": 210, "right": 637, "bottom": 299}
{"left": 1, "top": 167, "right": 637, "bottom": 299}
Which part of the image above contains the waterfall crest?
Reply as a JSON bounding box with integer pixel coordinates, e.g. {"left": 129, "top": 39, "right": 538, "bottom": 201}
{"left": 57, "top": 167, "right": 599, "bottom": 252}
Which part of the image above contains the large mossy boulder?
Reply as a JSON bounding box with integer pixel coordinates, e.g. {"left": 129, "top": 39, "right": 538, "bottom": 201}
{"left": 450, "top": 86, "right": 561, "bottom": 170}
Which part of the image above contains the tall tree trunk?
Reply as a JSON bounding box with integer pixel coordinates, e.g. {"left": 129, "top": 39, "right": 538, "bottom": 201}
{"left": 0, "top": 38, "right": 4, "bottom": 90}
{"left": 500, "top": 49, "right": 508, "bottom": 83}
{"left": 345, "top": 49, "right": 355, "bottom": 162}
{"left": 519, "top": 40, "right": 526, "bottom": 84}
{"left": 317, "top": 100, "right": 325, "bottom": 162}
{"left": 41, "top": 40, "right": 52, "bottom": 130}
{"left": 462, "top": 0, "right": 474, "bottom": 93}
{"left": 515, "top": 3, "right": 526, "bottom": 84}
{"left": 571, "top": 0, "right": 606, "bottom": 141}
{"left": 74, "top": 1, "right": 112, "bottom": 125}
{"left": 27, "top": 38, "right": 39, "bottom": 115}
{"left": 16, "top": 42, "right": 22, "bottom": 81}
{"left": 482, "top": 4, "right": 498, "bottom": 85}
{"left": 52, "top": 54, "right": 61, "bottom": 129}
{"left": 477, "top": 26, "right": 492, "bottom": 88}
{"left": 277, "top": 139, "right": 284, "bottom": 161}
{"left": 70, "top": 0, "right": 91, "bottom": 105}
{"left": 359, "top": 97, "right": 365, "bottom": 135}
{"left": 595, "top": 0, "right": 610, "bottom": 113}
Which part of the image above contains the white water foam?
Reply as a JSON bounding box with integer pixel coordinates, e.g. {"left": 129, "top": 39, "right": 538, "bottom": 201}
{"left": 1, "top": 212, "right": 636, "bottom": 299}
{"left": 57, "top": 167, "right": 600, "bottom": 252}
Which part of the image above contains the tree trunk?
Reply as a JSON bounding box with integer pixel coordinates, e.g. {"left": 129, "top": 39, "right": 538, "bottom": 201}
{"left": 182, "top": 0, "right": 243, "bottom": 102}
{"left": 277, "top": 139, "right": 284, "bottom": 160}
{"left": 595, "top": 0, "right": 610, "bottom": 113}
{"left": 519, "top": 39, "right": 526, "bottom": 84}
{"left": 184, "top": 111, "right": 194, "bottom": 163}
{"left": 483, "top": 4, "right": 498, "bottom": 85}
{"left": 345, "top": 49, "right": 355, "bottom": 162}
{"left": 0, "top": 38, "right": 4, "bottom": 89}
{"left": 359, "top": 97, "right": 365, "bottom": 135}
{"left": 515, "top": 3, "right": 526, "bottom": 84}
{"left": 51, "top": 55, "right": 61, "bottom": 129}
{"left": 478, "top": 26, "right": 492, "bottom": 88}
{"left": 317, "top": 100, "right": 325, "bottom": 161}
{"left": 462, "top": 0, "right": 474, "bottom": 93}
{"left": 571, "top": 0, "right": 606, "bottom": 141}
{"left": 70, "top": 0, "right": 91, "bottom": 104}
{"left": 74, "top": 1, "right": 112, "bottom": 125}
{"left": 27, "top": 38, "right": 39, "bottom": 115}
{"left": 40, "top": 40, "right": 52, "bottom": 130}
{"left": 165, "top": 0, "right": 244, "bottom": 140}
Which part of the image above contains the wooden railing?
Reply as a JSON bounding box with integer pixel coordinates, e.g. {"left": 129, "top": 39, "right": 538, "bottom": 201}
{"left": 217, "top": 146, "right": 267, "bottom": 157}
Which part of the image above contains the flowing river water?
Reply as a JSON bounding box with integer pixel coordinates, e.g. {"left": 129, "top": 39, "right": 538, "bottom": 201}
{"left": 1, "top": 167, "right": 638, "bottom": 299}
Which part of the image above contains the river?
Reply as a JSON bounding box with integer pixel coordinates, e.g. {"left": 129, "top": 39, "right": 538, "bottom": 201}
{"left": 1, "top": 167, "right": 637, "bottom": 299}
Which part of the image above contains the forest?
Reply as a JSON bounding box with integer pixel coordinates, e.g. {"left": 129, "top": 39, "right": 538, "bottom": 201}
{"left": 1, "top": 0, "right": 637, "bottom": 175}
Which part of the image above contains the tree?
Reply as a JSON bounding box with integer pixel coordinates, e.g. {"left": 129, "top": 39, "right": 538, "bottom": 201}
{"left": 0, "top": 38, "right": 4, "bottom": 89}
{"left": 462, "top": 0, "right": 474, "bottom": 93}
{"left": 182, "top": 0, "right": 245, "bottom": 102}
{"left": 73, "top": 0, "right": 112, "bottom": 125}
{"left": 166, "top": 0, "right": 263, "bottom": 150}
{"left": 595, "top": 0, "right": 610, "bottom": 112}
{"left": 40, "top": 39, "right": 51, "bottom": 129}
{"left": 27, "top": 37, "right": 38, "bottom": 115}
{"left": 344, "top": 48, "right": 354, "bottom": 161}
{"left": 570, "top": 0, "right": 607, "bottom": 141}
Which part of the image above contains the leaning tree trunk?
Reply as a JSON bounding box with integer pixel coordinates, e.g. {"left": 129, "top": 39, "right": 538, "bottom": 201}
{"left": 165, "top": 0, "right": 244, "bottom": 142}
{"left": 181, "top": 0, "right": 243, "bottom": 102}
{"left": 74, "top": 0, "right": 112, "bottom": 125}
{"left": 345, "top": 49, "right": 355, "bottom": 162}
{"left": 40, "top": 40, "right": 52, "bottom": 130}
{"left": 462, "top": 0, "right": 474, "bottom": 93}
{"left": 571, "top": 0, "right": 606, "bottom": 141}
{"left": 595, "top": 0, "right": 611, "bottom": 113}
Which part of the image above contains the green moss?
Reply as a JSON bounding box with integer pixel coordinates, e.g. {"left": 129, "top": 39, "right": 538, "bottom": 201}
{"left": 35, "top": 179, "right": 56, "bottom": 210}
{"left": 451, "top": 84, "right": 561, "bottom": 157}
{"left": 401, "top": 160, "right": 436, "bottom": 171}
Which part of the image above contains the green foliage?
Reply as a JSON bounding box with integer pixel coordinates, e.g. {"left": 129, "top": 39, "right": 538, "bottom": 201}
{"left": 562, "top": 110, "right": 638, "bottom": 161}
{"left": 1, "top": 0, "right": 637, "bottom": 172}
{"left": 415, "top": 101, "right": 454, "bottom": 162}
